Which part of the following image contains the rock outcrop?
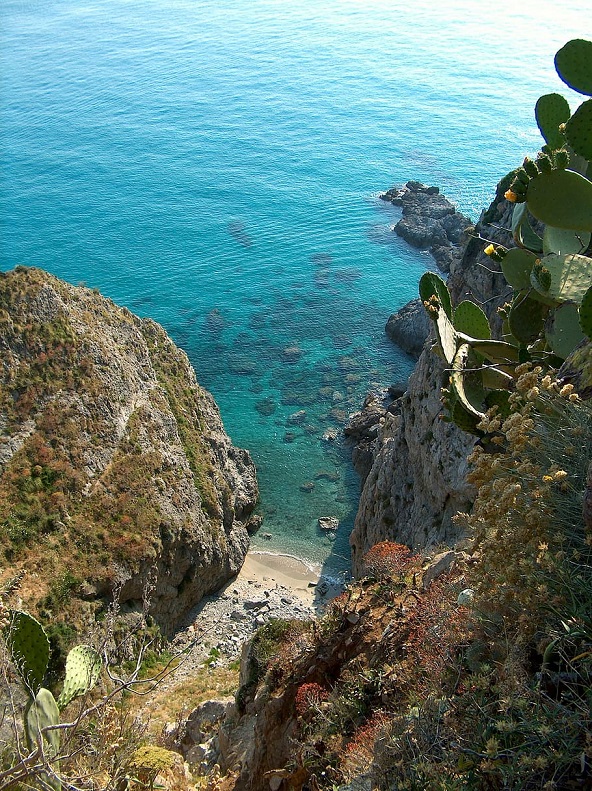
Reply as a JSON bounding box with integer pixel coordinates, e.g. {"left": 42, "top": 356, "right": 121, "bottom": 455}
{"left": 384, "top": 298, "right": 431, "bottom": 358}
{"left": 381, "top": 181, "right": 474, "bottom": 361}
{"left": 0, "top": 267, "right": 258, "bottom": 635}
{"left": 380, "top": 181, "right": 473, "bottom": 274}
{"left": 350, "top": 180, "right": 514, "bottom": 573}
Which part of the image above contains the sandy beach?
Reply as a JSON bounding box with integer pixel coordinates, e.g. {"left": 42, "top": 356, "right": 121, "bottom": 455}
{"left": 236, "top": 551, "right": 323, "bottom": 607}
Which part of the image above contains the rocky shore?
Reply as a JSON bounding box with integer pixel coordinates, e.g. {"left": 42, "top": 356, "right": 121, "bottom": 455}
{"left": 380, "top": 181, "right": 473, "bottom": 359}
{"left": 348, "top": 179, "right": 514, "bottom": 571}
{"left": 380, "top": 180, "right": 473, "bottom": 274}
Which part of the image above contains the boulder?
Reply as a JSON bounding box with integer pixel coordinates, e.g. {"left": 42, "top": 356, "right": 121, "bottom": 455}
{"left": 380, "top": 181, "right": 472, "bottom": 274}
{"left": 385, "top": 299, "right": 431, "bottom": 359}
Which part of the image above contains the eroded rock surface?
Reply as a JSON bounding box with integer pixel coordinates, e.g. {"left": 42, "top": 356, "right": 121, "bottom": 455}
{"left": 350, "top": 180, "right": 514, "bottom": 573}
{"left": 380, "top": 181, "right": 473, "bottom": 273}
{"left": 0, "top": 267, "right": 258, "bottom": 634}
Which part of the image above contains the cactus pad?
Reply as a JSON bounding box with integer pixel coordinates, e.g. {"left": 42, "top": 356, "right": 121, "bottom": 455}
{"left": 511, "top": 203, "right": 543, "bottom": 252}
{"left": 545, "top": 301, "right": 585, "bottom": 359}
{"left": 535, "top": 93, "right": 570, "bottom": 149}
{"left": 434, "top": 308, "right": 458, "bottom": 365}
{"left": 419, "top": 271, "right": 452, "bottom": 319}
{"left": 5, "top": 611, "right": 50, "bottom": 697}
{"left": 579, "top": 285, "right": 592, "bottom": 340}
{"left": 508, "top": 292, "right": 546, "bottom": 345}
{"left": 530, "top": 252, "right": 592, "bottom": 304}
{"left": 25, "top": 687, "right": 60, "bottom": 757}
{"left": 481, "top": 367, "right": 514, "bottom": 390}
{"left": 469, "top": 340, "right": 521, "bottom": 365}
{"left": 565, "top": 99, "right": 592, "bottom": 161}
{"left": 526, "top": 169, "right": 592, "bottom": 232}
{"left": 501, "top": 247, "right": 537, "bottom": 290}
{"left": 57, "top": 644, "right": 102, "bottom": 711}
{"left": 555, "top": 39, "right": 592, "bottom": 96}
{"left": 450, "top": 345, "right": 485, "bottom": 420}
{"left": 543, "top": 225, "right": 591, "bottom": 256}
{"left": 448, "top": 396, "right": 482, "bottom": 435}
{"left": 453, "top": 300, "right": 491, "bottom": 339}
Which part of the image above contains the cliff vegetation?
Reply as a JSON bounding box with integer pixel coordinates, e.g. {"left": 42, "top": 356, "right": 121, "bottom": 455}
{"left": 0, "top": 267, "right": 258, "bottom": 640}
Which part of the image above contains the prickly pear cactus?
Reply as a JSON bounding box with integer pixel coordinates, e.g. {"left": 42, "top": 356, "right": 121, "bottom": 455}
{"left": 419, "top": 38, "right": 592, "bottom": 436}
{"left": 5, "top": 611, "right": 50, "bottom": 697}
{"left": 580, "top": 285, "right": 592, "bottom": 340}
{"left": 25, "top": 688, "right": 61, "bottom": 791}
{"left": 25, "top": 687, "right": 61, "bottom": 756}
{"left": 57, "top": 644, "right": 102, "bottom": 710}
{"left": 453, "top": 301, "right": 491, "bottom": 339}
{"left": 526, "top": 169, "right": 592, "bottom": 231}
{"left": 535, "top": 93, "right": 571, "bottom": 150}
{"left": 554, "top": 39, "right": 592, "bottom": 96}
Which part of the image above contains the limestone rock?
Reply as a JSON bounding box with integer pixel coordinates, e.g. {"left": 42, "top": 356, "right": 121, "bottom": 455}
{"left": 385, "top": 298, "right": 431, "bottom": 358}
{"left": 421, "top": 550, "right": 457, "bottom": 589}
{"left": 0, "top": 267, "right": 258, "bottom": 634}
{"left": 380, "top": 181, "right": 472, "bottom": 273}
{"left": 351, "top": 181, "right": 514, "bottom": 573}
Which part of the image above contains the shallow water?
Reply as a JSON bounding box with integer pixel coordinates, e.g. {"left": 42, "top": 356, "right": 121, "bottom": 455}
{"left": 1, "top": 0, "right": 589, "bottom": 574}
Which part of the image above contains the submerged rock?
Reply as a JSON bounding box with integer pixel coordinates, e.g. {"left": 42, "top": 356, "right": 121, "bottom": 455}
{"left": 255, "top": 397, "right": 276, "bottom": 417}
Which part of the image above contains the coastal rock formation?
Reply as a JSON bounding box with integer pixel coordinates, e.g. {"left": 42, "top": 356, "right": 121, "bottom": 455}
{"left": 0, "top": 267, "right": 258, "bottom": 634}
{"left": 350, "top": 180, "right": 514, "bottom": 572}
{"left": 384, "top": 298, "right": 431, "bottom": 358}
{"left": 380, "top": 180, "right": 473, "bottom": 273}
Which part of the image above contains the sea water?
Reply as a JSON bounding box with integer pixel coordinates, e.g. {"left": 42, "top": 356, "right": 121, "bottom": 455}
{"left": 1, "top": 0, "right": 590, "bottom": 576}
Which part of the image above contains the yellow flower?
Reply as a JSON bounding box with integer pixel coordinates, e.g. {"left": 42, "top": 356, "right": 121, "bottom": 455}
{"left": 484, "top": 244, "right": 496, "bottom": 256}
{"left": 504, "top": 189, "right": 518, "bottom": 202}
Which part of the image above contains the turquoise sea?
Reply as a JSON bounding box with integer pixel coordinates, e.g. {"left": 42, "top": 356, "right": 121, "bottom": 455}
{"left": 1, "top": 1, "right": 590, "bottom": 576}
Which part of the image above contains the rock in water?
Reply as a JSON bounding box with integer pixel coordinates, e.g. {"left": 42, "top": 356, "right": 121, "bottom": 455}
{"left": 318, "top": 516, "right": 339, "bottom": 531}
{"left": 385, "top": 298, "right": 431, "bottom": 359}
{"left": 0, "top": 267, "right": 259, "bottom": 635}
{"left": 380, "top": 180, "right": 472, "bottom": 274}
{"left": 351, "top": 178, "right": 514, "bottom": 573}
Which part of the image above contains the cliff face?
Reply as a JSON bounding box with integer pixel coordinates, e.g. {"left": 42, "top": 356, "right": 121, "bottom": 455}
{"left": 350, "top": 181, "right": 514, "bottom": 573}
{"left": 0, "top": 268, "right": 258, "bottom": 634}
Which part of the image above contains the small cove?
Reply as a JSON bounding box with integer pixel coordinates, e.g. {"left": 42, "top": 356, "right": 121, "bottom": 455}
{"left": 2, "top": 0, "right": 588, "bottom": 574}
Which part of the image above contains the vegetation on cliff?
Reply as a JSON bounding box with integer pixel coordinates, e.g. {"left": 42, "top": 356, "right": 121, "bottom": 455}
{"left": 215, "top": 39, "right": 592, "bottom": 790}
{"left": 222, "top": 379, "right": 591, "bottom": 789}
{"left": 0, "top": 267, "right": 258, "bottom": 639}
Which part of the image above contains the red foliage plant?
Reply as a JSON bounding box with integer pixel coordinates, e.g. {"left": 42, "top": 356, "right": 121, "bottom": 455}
{"left": 295, "top": 682, "right": 328, "bottom": 717}
{"left": 405, "top": 575, "right": 472, "bottom": 692}
{"left": 362, "top": 542, "right": 417, "bottom": 580}
{"left": 344, "top": 712, "right": 390, "bottom": 777}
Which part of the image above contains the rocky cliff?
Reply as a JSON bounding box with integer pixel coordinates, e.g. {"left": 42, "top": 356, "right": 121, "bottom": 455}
{"left": 0, "top": 267, "right": 258, "bottom": 635}
{"left": 349, "top": 180, "right": 514, "bottom": 573}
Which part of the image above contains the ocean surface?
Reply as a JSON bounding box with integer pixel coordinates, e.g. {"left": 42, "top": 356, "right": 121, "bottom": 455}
{"left": 1, "top": 0, "right": 590, "bottom": 577}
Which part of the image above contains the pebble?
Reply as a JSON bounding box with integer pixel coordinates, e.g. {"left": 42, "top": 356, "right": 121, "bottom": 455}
{"left": 161, "top": 571, "right": 322, "bottom": 698}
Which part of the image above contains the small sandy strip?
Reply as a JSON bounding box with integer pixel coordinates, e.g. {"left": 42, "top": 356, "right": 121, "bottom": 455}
{"left": 236, "top": 551, "right": 321, "bottom": 607}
